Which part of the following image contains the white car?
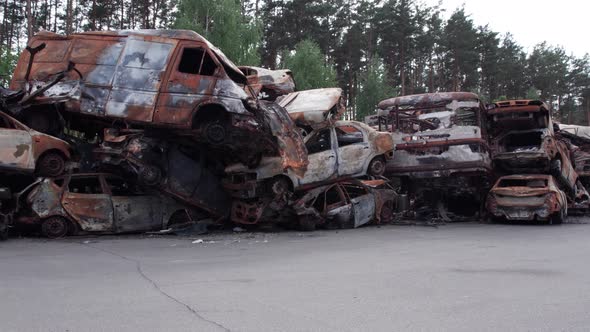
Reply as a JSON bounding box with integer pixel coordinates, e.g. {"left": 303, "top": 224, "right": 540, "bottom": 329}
{"left": 224, "top": 120, "right": 394, "bottom": 198}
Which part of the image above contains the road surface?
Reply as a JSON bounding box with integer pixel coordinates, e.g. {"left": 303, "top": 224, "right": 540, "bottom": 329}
{"left": 1, "top": 220, "right": 590, "bottom": 331}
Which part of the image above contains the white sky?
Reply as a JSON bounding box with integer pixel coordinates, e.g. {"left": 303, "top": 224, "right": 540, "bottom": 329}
{"left": 430, "top": 0, "right": 589, "bottom": 57}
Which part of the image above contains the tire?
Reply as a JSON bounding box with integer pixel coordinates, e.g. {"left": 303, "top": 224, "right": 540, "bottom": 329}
{"left": 41, "top": 216, "right": 69, "bottom": 238}
{"left": 298, "top": 215, "right": 316, "bottom": 231}
{"left": 550, "top": 209, "right": 565, "bottom": 225}
{"left": 201, "top": 120, "right": 227, "bottom": 145}
{"left": 379, "top": 200, "right": 395, "bottom": 223}
{"left": 36, "top": 152, "right": 66, "bottom": 177}
{"left": 268, "top": 177, "right": 291, "bottom": 196}
{"left": 368, "top": 157, "right": 386, "bottom": 176}
{"left": 138, "top": 166, "right": 162, "bottom": 186}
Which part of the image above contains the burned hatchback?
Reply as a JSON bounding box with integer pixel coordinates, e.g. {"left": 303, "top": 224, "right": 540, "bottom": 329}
{"left": 486, "top": 174, "right": 567, "bottom": 224}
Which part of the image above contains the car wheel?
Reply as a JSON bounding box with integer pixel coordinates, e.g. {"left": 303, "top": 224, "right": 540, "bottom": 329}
{"left": 202, "top": 120, "right": 226, "bottom": 145}
{"left": 368, "top": 157, "right": 386, "bottom": 176}
{"left": 138, "top": 166, "right": 162, "bottom": 186}
{"left": 268, "top": 177, "right": 291, "bottom": 196}
{"left": 298, "top": 215, "right": 316, "bottom": 231}
{"left": 379, "top": 200, "right": 395, "bottom": 223}
{"left": 550, "top": 209, "right": 565, "bottom": 225}
{"left": 41, "top": 216, "right": 69, "bottom": 239}
{"left": 37, "top": 152, "right": 66, "bottom": 177}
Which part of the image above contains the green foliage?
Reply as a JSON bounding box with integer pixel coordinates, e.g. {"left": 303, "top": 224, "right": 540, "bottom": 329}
{"left": 526, "top": 42, "right": 569, "bottom": 100}
{"left": 174, "top": 0, "right": 261, "bottom": 65}
{"left": 0, "top": 47, "right": 17, "bottom": 86}
{"left": 282, "top": 40, "right": 337, "bottom": 91}
{"left": 526, "top": 87, "right": 540, "bottom": 100}
{"left": 356, "top": 57, "right": 395, "bottom": 121}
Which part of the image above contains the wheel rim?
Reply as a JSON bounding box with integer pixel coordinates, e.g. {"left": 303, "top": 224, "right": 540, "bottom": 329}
{"left": 139, "top": 166, "right": 161, "bottom": 186}
{"left": 39, "top": 153, "right": 65, "bottom": 177}
{"left": 42, "top": 217, "right": 68, "bottom": 238}
{"left": 370, "top": 159, "right": 385, "bottom": 176}
{"left": 205, "top": 123, "right": 226, "bottom": 144}
{"left": 271, "top": 178, "right": 289, "bottom": 196}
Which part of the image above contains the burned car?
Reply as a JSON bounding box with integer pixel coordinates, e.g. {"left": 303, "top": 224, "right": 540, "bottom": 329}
{"left": 93, "top": 128, "right": 231, "bottom": 218}
{"left": 8, "top": 30, "right": 307, "bottom": 171}
{"left": 376, "top": 92, "right": 492, "bottom": 217}
{"left": 557, "top": 124, "right": 590, "bottom": 188}
{"left": 486, "top": 174, "right": 567, "bottom": 224}
{"left": 488, "top": 100, "right": 578, "bottom": 195}
{"left": 239, "top": 66, "right": 295, "bottom": 101}
{"left": 277, "top": 88, "right": 346, "bottom": 129}
{"left": 377, "top": 92, "right": 491, "bottom": 178}
{"left": 292, "top": 179, "right": 397, "bottom": 230}
{"left": 0, "top": 111, "right": 71, "bottom": 177}
{"left": 16, "top": 173, "right": 204, "bottom": 238}
{"left": 224, "top": 120, "right": 394, "bottom": 199}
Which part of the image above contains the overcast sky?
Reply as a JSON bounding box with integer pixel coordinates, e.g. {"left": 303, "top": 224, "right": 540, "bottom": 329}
{"left": 430, "top": 0, "right": 589, "bottom": 57}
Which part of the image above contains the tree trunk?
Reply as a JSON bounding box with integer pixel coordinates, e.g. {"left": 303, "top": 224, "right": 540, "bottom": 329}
{"left": 65, "top": 0, "right": 73, "bottom": 34}
{"left": 26, "top": 0, "right": 33, "bottom": 39}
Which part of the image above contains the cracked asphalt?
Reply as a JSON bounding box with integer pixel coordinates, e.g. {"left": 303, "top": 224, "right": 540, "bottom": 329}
{"left": 2, "top": 221, "right": 590, "bottom": 332}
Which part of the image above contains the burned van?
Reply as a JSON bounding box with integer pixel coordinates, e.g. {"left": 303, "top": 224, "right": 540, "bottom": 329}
{"left": 8, "top": 30, "right": 307, "bottom": 171}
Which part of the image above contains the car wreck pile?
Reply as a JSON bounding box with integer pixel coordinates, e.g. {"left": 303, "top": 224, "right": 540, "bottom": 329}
{"left": 0, "top": 29, "right": 588, "bottom": 240}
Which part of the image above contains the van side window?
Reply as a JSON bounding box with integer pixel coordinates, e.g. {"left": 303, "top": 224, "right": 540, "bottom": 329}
{"left": 178, "top": 48, "right": 205, "bottom": 74}
{"left": 200, "top": 52, "right": 217, "bottom": 76}
{"left": 178, "top": 48, "right": 218, "bottom": 76}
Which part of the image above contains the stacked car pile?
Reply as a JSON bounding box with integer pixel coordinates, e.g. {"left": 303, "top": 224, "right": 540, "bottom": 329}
{"left": 373, "top": 94, "right": 590, "bottom": 224}
{"left": 0, "top": 29, "right": 398, "bottom": 239}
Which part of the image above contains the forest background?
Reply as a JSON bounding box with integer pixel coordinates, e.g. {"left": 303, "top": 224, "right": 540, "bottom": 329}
{"left": 2, "top": 0, "right": 589, "bottom": 123}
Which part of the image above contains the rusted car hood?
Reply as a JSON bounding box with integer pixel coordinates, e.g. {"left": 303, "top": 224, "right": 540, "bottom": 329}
{"left": 278, "top": 88, "right": 345, "bottom": 127}
{"left": 239, "top": 66, "right": 295, "bottom": 98}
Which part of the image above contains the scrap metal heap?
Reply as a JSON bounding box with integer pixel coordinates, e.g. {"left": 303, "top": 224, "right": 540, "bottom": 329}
{"left": 375, "top": 92, "right": 492, "bottom": 221}
{"left": 0, "top": 30, "right": 398, "bottom": 238}
{"left": 1, "top": 29, "right": 588, "bottom": 239}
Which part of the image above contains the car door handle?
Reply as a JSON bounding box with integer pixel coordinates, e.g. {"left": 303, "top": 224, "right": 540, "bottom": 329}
{"left": 363, "top": 146, "right": 369, "bottom": 149}
{"left": 328, "top": 155, "right": 335, "bottom": 158}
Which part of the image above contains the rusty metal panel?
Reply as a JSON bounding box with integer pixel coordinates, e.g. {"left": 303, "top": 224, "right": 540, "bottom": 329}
{"left": 62, "top": 192, "right": 114, "bottom": 232}
{"left": 278, "top": 88, "right": 345, "bottom": 127}
{"left": 112, "top": 196, "right": 161, "bottom": 233}
{"left": 28, "top": 179, "right": 65, "bottom": 218}
{"left": 106, "top": 38, "right": 174, "bottom": 122}
{"left": 0, "top": 129, "right": 34, "bottom": 172}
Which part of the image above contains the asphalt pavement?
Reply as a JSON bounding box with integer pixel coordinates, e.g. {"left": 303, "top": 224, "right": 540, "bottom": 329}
{"left": 2, "top": 220, "right": 590, "bottom": 332}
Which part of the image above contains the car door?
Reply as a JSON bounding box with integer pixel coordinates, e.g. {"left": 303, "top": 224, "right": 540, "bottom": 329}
{"left": 317, "top": 184, "right": 352, "bottom": 226}
{"left": 0, "top": 113, "right": 35, "bottom": 172}
{"left": 155, "top": 42, "right": 220, "bottom": 125}
{"left": 298, "top": 128, "right": 337, "bottom": 185}
{"left": 104, "top": 176, "right": 162, "bottom": 233}
{"left": 61, "top": 175, "right": 114, "bottom": 232}
{"left": 342, "top": 183, "right": 375, "bottom": 228}
{"left": 335, "top": 124, "right": 372, "bottom": 176}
